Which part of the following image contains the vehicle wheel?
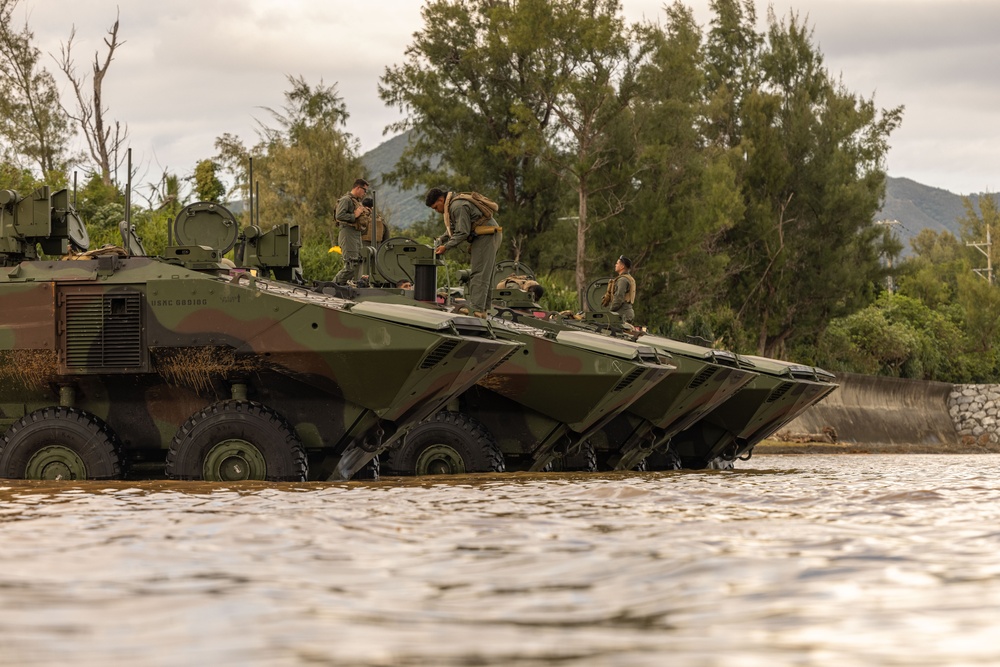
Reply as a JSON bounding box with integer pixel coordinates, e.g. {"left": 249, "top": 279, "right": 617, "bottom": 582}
{"left": 549, "top": 439, "right": 598, "bottom": 472}
{"left": 644, "top": 448, "right": 682, "bottom": 471}
{"left": 353, "top": 454, "right": 380, "bottom": 480}
{"left": 0, "top": 406, "right": 123, "bottom": 480}
{"left": 632, "top": 457, "right": 648, "bottom": 472}
{"left": 166, "top": 401, "right": 307, "bottom": 481}
{"left": 382, "top": 411, "right": 504, "bottom": 476}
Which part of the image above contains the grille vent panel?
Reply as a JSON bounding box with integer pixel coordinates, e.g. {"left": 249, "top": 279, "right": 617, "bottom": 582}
{"left": 64, "top": 292, "right": 144, "bottom": 371}
{"left": 420, "top": 339, "right": 459, "bottom": 369}
{"left": 687, "top": 366, "right": 717, "bottom": 389}
{"left": 613, "top": 367, "right": 644, "bottom": 392}
{"left": 766, "top": 382, "right": 793, "bottom": 403}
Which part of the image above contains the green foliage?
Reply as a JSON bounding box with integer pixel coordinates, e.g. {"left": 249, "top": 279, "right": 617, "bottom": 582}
{"left": 533, "top": 272, "right": 578, "bottom": 313}
{"left": 0, "top": 163, "right": 45, "bottom": 191}
{"left": 214, "top": 75, "right": 362, "bottom": 244}
{"left": 379, "top": 0, "right": 573, "bottom": 270}
{"left": 74, "top": 173, "right": 121, "bottom": 224}
{"left": 957, "top": 194, "right": 1000, "bottom": 275}
{"left": 655, "top": 303, "right": 757, "bottom": 353}
{"left": 0, "top": 0, "right": 76, "bottom": 178}
{"left": 191, "top": 160, "right": 226, "bottom": 203}
{"left": 896, "top": 229, "right": 966, "bottom": 309}
{"left": 300, "top": 239, "right": 338, "bottom": 283}
{"left": 595, "top": 4, "right": 742, "bottom": 326}
{"left": 815, "top": 292, "right": 1000, "bottom": 382}
{"left": 712, "top": 8, "right": 903, "bottom": 358}
{"left": 384, "top": 0, "right": 901, "bottom": 361}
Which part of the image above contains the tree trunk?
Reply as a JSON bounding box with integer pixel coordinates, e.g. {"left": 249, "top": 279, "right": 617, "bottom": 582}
{"left": 576, "top": 179, "right": 588, "bottom": 309}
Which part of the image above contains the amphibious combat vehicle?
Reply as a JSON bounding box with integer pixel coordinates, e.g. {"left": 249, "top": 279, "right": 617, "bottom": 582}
{"left": 0, "top": 187, "right": 520, "bottom": 481}
{"left": 490, "top": 271, "right": 758, "bottom": 471}
{"left": 230, "top": 229, "right": 678, "bottom": 475}
{"left": 660, "top": 354, "right": 838, "bottom": 469}
{"left": 578, "top": 277, "right": 839, "bottom": 469}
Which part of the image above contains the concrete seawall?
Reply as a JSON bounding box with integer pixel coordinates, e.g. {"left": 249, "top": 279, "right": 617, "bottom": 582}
{"left": 784, "top": 371, "right": 960, "bottom": 446}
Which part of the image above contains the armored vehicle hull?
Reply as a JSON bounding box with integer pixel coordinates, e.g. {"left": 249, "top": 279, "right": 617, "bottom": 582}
{"left": 382, "top": 319, "right": 674, "bottom": 474}
{"left": 296, "top": 239, "right": 678, "bottom": 476}
{"left": 486, "top": 303, "right": 756, "bottom": 472}
{"left": 659, "top": 356, "right": 838, "bottom": 469}
{"left": 0, "top": 194, "right": 520, "bottom": 482}
{"left": 587, "top": 334, "right": 757, "bottom": 470}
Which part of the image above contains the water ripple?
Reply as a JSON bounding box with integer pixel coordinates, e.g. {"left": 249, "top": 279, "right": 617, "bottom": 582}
{"left": 2, "top": 455, "right": 1000, "bottom": 665}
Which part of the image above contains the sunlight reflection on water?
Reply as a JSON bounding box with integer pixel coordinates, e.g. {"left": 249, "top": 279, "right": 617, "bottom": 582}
{"left": 2, "top": 454, "right": 1000, "bottom": 666}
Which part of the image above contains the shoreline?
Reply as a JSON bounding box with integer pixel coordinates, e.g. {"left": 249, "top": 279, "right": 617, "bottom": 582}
{"left": 754, "top": 441, "right": 1000, "bottom": 455}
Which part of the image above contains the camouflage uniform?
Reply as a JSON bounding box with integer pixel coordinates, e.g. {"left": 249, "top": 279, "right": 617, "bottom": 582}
{"left": 441, "top": 198, "right": 502, "bottom": 313}
{"left": 334, "top": 191, "right": 364, "bottom": 284}
{"left": 609, "top": 273, "right": 636, "bottom": 323}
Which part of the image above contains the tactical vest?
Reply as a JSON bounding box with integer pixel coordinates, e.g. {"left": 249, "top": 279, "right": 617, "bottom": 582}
{"left": 443, "top": 191, "right": 501, "bottom": 237}
{"left": 360, "top": 211, "right": 387, "bottom": 242}
{"left": 497, "top": 274, "right": 540, "bottom": 291}
{"left": 337, "top": 194, "right": 368, "bottom": 231}
{"left": 601, "top": 273, "right": 636, "bottom": 307}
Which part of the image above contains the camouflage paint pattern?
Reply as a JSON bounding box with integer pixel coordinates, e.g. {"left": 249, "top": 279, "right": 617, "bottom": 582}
{"left": 485, "top": 298, "right": 758, "bottom": 470}
{"left": 455, "top": 319, "right": 674, "bottom": 471}
{"left": 0, "top": 256, "right": 520, "bottom": 480}
{"left": 589, "top": 334, "right": 758, "bottom": 470}
{"left": 668, "top": 355, "right": 839, "bottom": 468}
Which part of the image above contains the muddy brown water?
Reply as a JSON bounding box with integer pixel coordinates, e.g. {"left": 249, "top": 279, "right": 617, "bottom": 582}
{"left": 3, "top": 454, "right": 1000, "bottom": 666}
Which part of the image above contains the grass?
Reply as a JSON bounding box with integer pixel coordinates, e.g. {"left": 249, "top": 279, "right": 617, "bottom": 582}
{"left": 755, "top": 440, "right": 1000, "bottom": 455}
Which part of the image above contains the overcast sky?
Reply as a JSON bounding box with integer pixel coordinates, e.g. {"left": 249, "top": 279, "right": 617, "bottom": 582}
{"left": 17, "top": 0, "right": 1000, "bottom": 195}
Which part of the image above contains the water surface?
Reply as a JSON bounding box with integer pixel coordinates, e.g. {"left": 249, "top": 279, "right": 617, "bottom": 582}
{"left": 3, "top": 454, "right": 1000, "bottom": 666}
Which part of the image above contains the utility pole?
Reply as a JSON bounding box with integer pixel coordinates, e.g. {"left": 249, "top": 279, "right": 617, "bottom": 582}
{"left": 875, "top": 219, "right": 901, "bottom": 292}
{"left": 968, "top": 226, "right": 993, "bottom": 285}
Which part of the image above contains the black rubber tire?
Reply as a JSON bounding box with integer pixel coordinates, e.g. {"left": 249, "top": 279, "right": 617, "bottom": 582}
{"left": 0, "top": 406, "right": 123, "bottom": 480}
{"left": 644, "top": 448, "right": 683, "bottom": 471}
{"left": 353, "top": 454, "right": 380, "bottom": 480}
{"left": 632, "top": 457, "right": 648, "bottom": 472}
{"left": 166, "top": 400, "right": 307, "bottom": 482}
{"left": 382, "top": 410, "right": 505, "bottom": 476}
{"left": 550, "top": 439, "right": 598, "bottom": 472}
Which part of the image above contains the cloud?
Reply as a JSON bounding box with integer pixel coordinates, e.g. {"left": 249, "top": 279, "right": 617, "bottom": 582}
{"left": 15, "top": 0, "right": 1000, "bottom": 194}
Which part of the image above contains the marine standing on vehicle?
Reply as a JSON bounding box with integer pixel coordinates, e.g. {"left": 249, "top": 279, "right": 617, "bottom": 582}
{"left": 602, "top": 255, "right": 636, "bottom": 324}
{"left": 333, "top": 178, "right": 370, "bottom": 284}
{"left": 425, "top": 187, "right": 503, "bottom": 316}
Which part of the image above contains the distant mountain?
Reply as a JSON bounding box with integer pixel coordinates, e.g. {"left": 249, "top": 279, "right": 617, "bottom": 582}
{"left": 360, "top": 134, "right": 992, "bottom": 253}
{"left": 880, "top": 177, "right": 969, "bottom": 254}
{"left": 360, "top": 131, "right": 430, "bottom": 229}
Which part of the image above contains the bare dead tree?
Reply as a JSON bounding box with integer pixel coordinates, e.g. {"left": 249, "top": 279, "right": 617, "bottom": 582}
{"left": 57, "top": 11, "right": 127, "bottom": 187}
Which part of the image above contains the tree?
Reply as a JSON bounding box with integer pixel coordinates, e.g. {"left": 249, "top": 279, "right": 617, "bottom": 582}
{"left": 540, "top": 0, "right": 648, "bottom": 302}
{"left": 58, "top": 11, "right": 128, "bottom": 187}
{"left": 191, "top": 160, "right": 226, "bottom": 203}
{"left": 214, "top": 76, "right": 362, "bottom": 280}
{"left": 0, "top": 0, "right": 75, "bottom": 179}
{"left": 592, "top": 3, "right": 742, "bottom": 326}
{"left": 896, "top": 229, "right": 966, "bottom": 309}
{"left": 148, "top": 170, "right": 183, "bottom": 216}
{"left": 708, "top": 6, "right": 903, "bottom": 357}
{"left": 379, "top": 0, "right": 573, "bottom": 270}
{"left": 957, "top": 194, "right": 1000, "bottom": 283}
{"left": 702, "top": 0, "right": 762, "bottom": 150}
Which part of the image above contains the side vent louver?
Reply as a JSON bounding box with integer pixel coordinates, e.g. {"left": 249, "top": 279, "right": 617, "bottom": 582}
{"left": 485, "top": 346, "right": 518, "bottom": 375}
{"left": 420, "top": 339, "right": 459, "bottom": 369}
{"left": 687, "top": 366, "right": 717, "bottom": 389}
{"left": 64, "top": 292, "right": 145, "bottom": 372}
{"left": 766, "top": 382, "right": 793, "bottom": 403}
{"left": 613, "top": 367, "right": 644, "bottom": 392}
